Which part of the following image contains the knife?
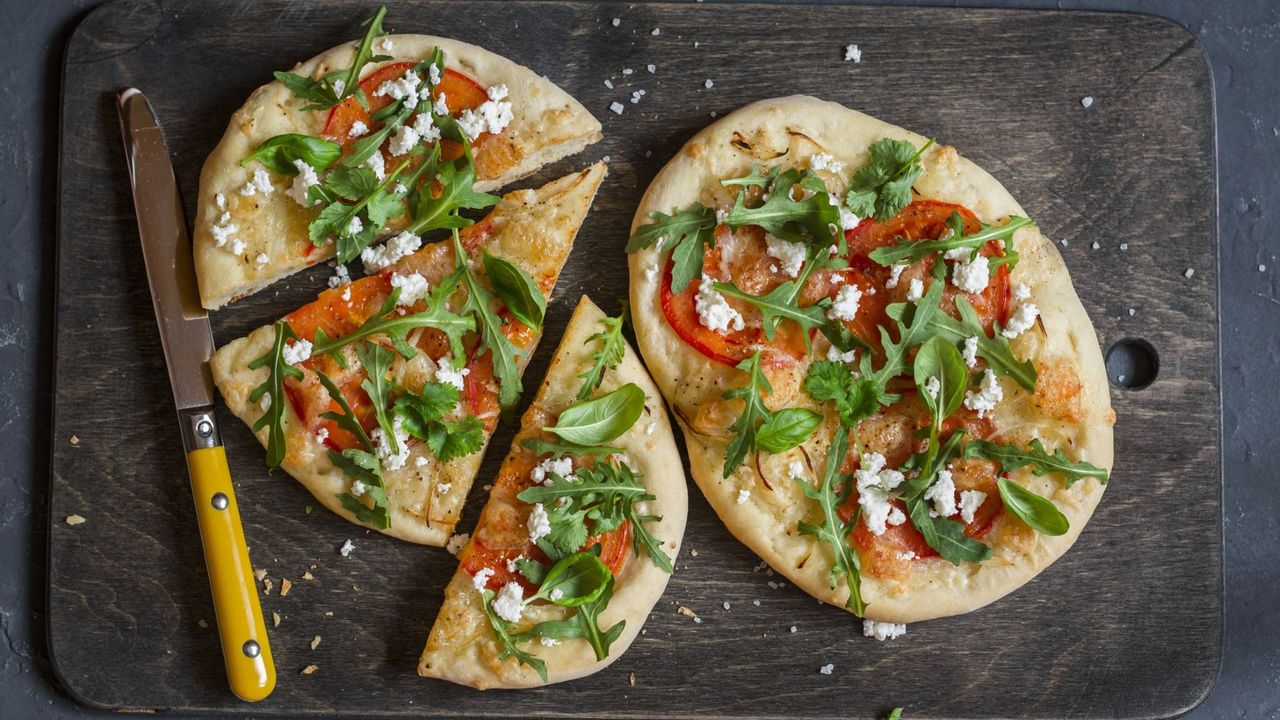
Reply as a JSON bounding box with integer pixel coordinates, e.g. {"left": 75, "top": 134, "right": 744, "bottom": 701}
{"left": 117, "top": 88, "right": 276, "bottom": 702}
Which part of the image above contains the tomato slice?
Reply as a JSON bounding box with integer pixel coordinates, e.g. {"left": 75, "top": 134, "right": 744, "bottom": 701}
{"left": 322, "top": 62, "right": 489, "bottom": 140}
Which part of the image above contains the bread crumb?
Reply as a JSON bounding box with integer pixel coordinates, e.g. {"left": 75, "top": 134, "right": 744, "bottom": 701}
{"left": 302, "top": 571, "right": 315, "bottom": 581}
{"left": 197, "top": 618, "right": 209, "bottom": 629}
{"left": 254, "top": 568, "right": 268, "bottom": 581}
{"left": 262, "top": 578, "right": 274, "bottom": 595}
{"left": 272, "top": 612, "right": 281, "bottom": 628}
{"left": 310, "top": 635, "right": 322, "bottom": 650}
{"left": 69, "top": 435, "right": 79, "bottom": 445}
{"left": 280, "top": 579, "right": 293, "bottom": 597}
{"left": 689, "top": 548, "right": 698, "bottom": 557}
{"left": 677, "top": 606, "right": 700, "bottom": 622}
{"left": 300, "top": 664, "right": 319, "bottom": 675}
{"left": 65, "top": 514, "right": 86, "bottom": 526}
{"left": 628, "top": 672, "right": 636, "bottom": 687}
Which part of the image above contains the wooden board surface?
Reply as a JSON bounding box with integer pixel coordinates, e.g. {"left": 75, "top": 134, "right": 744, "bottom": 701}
{"left": 49, "top": 1, "right": 1220, "bottom": 717}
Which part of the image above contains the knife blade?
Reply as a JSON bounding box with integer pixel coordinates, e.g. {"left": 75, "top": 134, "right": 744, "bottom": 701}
{"left": 117, "top": 87, "right": 276, "bottom": 702}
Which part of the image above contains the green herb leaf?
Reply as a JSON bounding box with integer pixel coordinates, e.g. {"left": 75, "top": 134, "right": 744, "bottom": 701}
{"left": 576, "top": 303, "right": 629, "bottom": 401}
{"left": 722, "top": 352, "right": 772, "bottom": 477}
{"left": 483, "top": 252, "right": 546, "bottom": 332}
{"left": 794, "top": 430, "right": 865, "bottom": 615}
{"left": 315, "top": 371, "right": 375, "bottom": 452}
{"left": 451, "top": 232, "right": 525, "bottom": 409}
{"left": 723, "top": 168, "right": 839, "bottom": 246}
{"left": 756, "top": 408, "right": 823, "bottom": 454}
{"left": 242, "top": 134, "right": 342, "bottom": 175}
{"left": 332, "top": 449, "right": 390, "bottom": 529}
{"left": 404, "top": 138, "right": 500, "bottom": 234}
{"left": 355, "top": 342, "right": 399, "bottom": 455}
{"left": 888, "top": 296, "right": 1036, "bottom": 391}
{"left": 307, "top": 159, "right": 411, "bottom": 262}
{"left": 425, "top": 415, "right": 485, "bottom": 461}
{"left": 713, "top": 278, "right": 829, "bottom": 344}
{"left": 868, "top": 213, "right": 1035, "bottom": 267}
{"left": 544, "top": 383, "right": 645, "bottom": 446}
{"left": 480, "top": 588, "right": 548, "bottom": 682}
{"left": 965, "top": 438, "right": 1109, "bottom": 487}
{"left": 525, "top": 576, "right": 626, "bottom": 661}
{"left": 394, "top": 381, "right": 459, "bottom": 427}
{"left": 311, "top": 283, "right": 473, "bottom": 366}
{"left": 997, "top": 478, "right": 1069, "bottom": 535}
{"left": 272, "top": 7, "right": 389, "bottom": 112}
{"left": 520, "top": 437, "right": 623, "bottom": 459}
{"left": 720, "top": 164, "right": 781, "bottom": 189}
{"left": 529, "top": 552, "right": 612, "bottom": 607}
{"left": 248, "top": 321, "right": 305, "bottom": 469}
{"left": 904, "top": 497, "right": 991, "bottom": 564}
{"left": 804, "top": 360, "right": 881, "bottom": 428}
{"left": 912, "top": 336, "right": 969, "bottom": 434}
{"left": 845, "top": 138, "right": 934, "bottom": 220}
{"left": 885, "top": 708, "right": 904, "bottom": 720}
{"left": 625, "top": 205, "right": 717, "bottom": 293}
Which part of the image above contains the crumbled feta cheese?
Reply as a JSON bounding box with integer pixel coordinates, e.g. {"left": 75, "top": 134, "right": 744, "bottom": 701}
{"left": 332, "top": 79, "right": 346, "bottom": 96}
{"left": 790, "top": 625, "right": 798, "bottom": 633}
{"left": 1091, "top": 241, "right": 1101, "bottom": 250}
{"left": 373, "top": 69, "right": 423, "bottom": 108}
{"left": 819, "top": 663, "right": 834, "bottom": 675}
{"left": 809, "top": 153, "right": 845, "bottom": 174}
{"left": 492, "top": 582, "right": 525, "bottom": 622}
{"left": 411, "top": 112, "right": 441, "bottom": 143}
{"left": 947, "top": 247, "right": 990, "bottom": 294}
{"left": 327, "top": 264, "right": 351, "bottom": 288}
{"left": 611, "top": 17, "right": 621, "bottom": 26}
{"left": 379, "top": 37, "right": 394, "bottom": 53}
{"left": 704, "top": 79, "right": 714, "bottom": 89}
{"left": 286, "top": 159, "right": 321, "bottom": 207}
{"left": 350, "top": 479, "right": 366, "bottom": 497}
{"left": 923, "top": 468, "right": 957, "bottom": 517}
{"left": 315, "top": 427, "right": 329, "bottom": 445}
{"left": 765, "top": 234, "right": 807, "bottom": 277}
{"left": 390, "top": 271, "right": 429, "bottom": 306}
{"left": 427, "top": 63, "right": 442, "bottom": 87}
{"left": 906, "top": 277, "right": 924, "bottom": 303}
{"left": 215, "top": 192, "right": 226, "bottom": 210}
{"left": 844, "top": 44, "right": 862, "bottom": 63}
{"left": 531, "top": 456, "right": 575, "bottom": 485}
{"left": 736, "top": 489, "right": 750, "bottom": 504}
{"left": 210, "top": 221, "right": 237, "bottom": 248}
{"left": 282, "top": 339, "right": 313, "bottom": 366}
{"left": 962, "top": 336, "right": 980, "bottom": 368}
{"left": 958, "top": 490, "right": 988, "bottom": 524}
{"left": 348, "top": 120, "right": 369, "bottom": 138}
{"left": 432, "top": 93, "right": 449, "bottom": 116}
{"left": 630, "top": 90, "right": 644, "bottom": 104}
{"left": 457, "top": 85, "right": 514, "bottom": 141}
{"left": 827, "top": 345, "right": 857, "bottom": 364}
{"left": 1002, "top": 300, "right": 1040, "bottom": 339}
{"left": 471, "top": 567, "right": 495, "bottom": 592}
{"left": 644, "top": 263, "right": 659, "bottom": 283}
{"left": 609, "top": 101, "right": 625, "bottom": 115}
{"left": 695, "top": 274, "right": 745, "bottom": 333}
{"left": 855, "top": 452, "right": 907, "bottom": 535}
{"left": 415, "top": 455, "right": 428, "bottom": 468}
{"left": 228, "top": 239, "right": 246, "bottom": 255}
{"left": 436, "top": 482, "right": 451, "bottom": 495}
{"left": 365, "top": 151, "right": 386, "bottom": 181}
{"left": 539, "top": 635, "right": 560, "bottom": 647}
{"left": 1012, "top": 282, "right": 1032, "bottom": 302}
{"left": 259, "top": 392, "right": 271, "bottom": 411}
{"left": 371, "top": 415, "right": 411, "bottom": 471}
{"left": 895, "top": 551, "right": 917, "bottom": 561}
{"left": 388, "top": 124, "right": 420, "bottom": 156}
{"left": 435, "top": 356, "right": 470, "bottom": 390}
{"left": 788, "top": 460, "right": 807, "bottom": 480}
{"left": 1081, "top": 95, "right": 1094, "bottom": 108}
{"left": 838, "top": 205, "right": 860, "bottom": 232}
{"left": 1119, "top": 242, "right": 1129, "bottom": 251}
{"left": 361, "top": 231, "right": 422, "bottom": 273}
{"left": 446, "top": 533, "right": 469, "bottom": 556}
{"left": 924, "top": 375, "right": 941, "bottom": 403}
{"left": 1128, "top": 308, "right": 1136, "bottom": 316}
{"left": 239, "top": 167, "right": 274, "bottom": 197}
{"left": 827, "top": 283, "right": 863, "bottom": 321}
{"left": 254, "top": 252, "right": 269, "bottom": 266}
{"left": 345, "top": 215, "right": 363, "bottom": 236}
{"left": 882, "top": 263, "right": 907, "bottom": 290}
{"left": 527, "top": 503, "right": 552, "bottom": 542}
{"left": 339, "top": 539, "right": 355, "bottom": 557}
{"left": 963, "top": 369, "right": 1003, "bottom": 418}
{"left": 862, "top": 619, "right": 906, "bottom": 641}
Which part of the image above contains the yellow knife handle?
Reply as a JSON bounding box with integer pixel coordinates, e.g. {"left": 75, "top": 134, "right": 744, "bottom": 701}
{"left": 183, "top": 411, "right": 276, "bottom": 702}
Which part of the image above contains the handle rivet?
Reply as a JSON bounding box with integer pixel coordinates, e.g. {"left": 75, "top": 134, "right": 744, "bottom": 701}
{"left": 197, "top": 419, "right": 214, "bottom": 437}
{"left": 211, "top": 492, "right": 229, "bottom": 510}
{"left": 242, "top": 640, "right": 261, "bottom": 658}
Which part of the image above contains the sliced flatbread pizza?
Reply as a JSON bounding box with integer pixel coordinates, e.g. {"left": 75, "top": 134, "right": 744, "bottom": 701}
{"left": 419, "top": 296, "right": 686, "bottom": 689}
{"left": 627, "top": 95, "right": 1114, "bottom": 627}
{"left": 211, "top": 162, "right": 605, "bottom": 546}
{"left": 194, "top": 8, "right": 602, "bottom": 309}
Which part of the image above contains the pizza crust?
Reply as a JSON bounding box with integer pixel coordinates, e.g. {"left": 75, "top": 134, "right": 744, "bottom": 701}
{"left": 628, "top": 95, "right": 1113, "bottom": 623}
{"left": 194, "top": 34, "right": 603, "bottom": 309}
{"left": 419, "top": 296, "right": 688, "bottom": 688}
{"left": 210, "top": 163, "right": 606, "bottom": 546}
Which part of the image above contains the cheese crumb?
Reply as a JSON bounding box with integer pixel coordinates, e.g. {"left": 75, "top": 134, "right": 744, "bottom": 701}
{"left": 389, "top": 271, "right": 429, "bottom": 306}
{"left": 365, "top": 151, "right": 386, "bottom": 181}
{"left": 694, "top": 274, "right": 745, "bottom": 333}
{"left": 854, "top": 452, "right": 907, "bottom": 535}
{"left": 472, "top": 567, "right": 495, "bottom": 592}
{"left": 315, "top": 427, "right": 329, "bottom": 445}
{"left": 862, "top": 619, "right": 907, "bottom": 641}
{"left": 611, "top": 17, "right": 620, "bottom": 26}
{"left": 963, "top": 368, "right": 1003, "bottom": 418}
{"left": 282, "top": 339, "right": 313, "bottom": 366}
{"left": 361, "top": 231, "right": 422, "bottom": 273}
{"left": 947, "top": 247, "right": 990, "bottom": 293}
{"left": 809, "top": 153, "right": 845, "bottom": 174}
{"left": 788, "top": 460, "right": 807, "bottom": 480}
{"left": 373, "top": 69, "right": 423, "bottom": 108}
{"left": 958, "top": 490, "right": 988, "bottom": 524}
{"left": 923, "top": 468, "right": 957, "bottom": 517}
{"left": 446, "top": 533, "right": 470, "bottom": 556}
{"left": 255, "top": 253, "right": 269, "bottom": 266}
{"left": 491, "top": 582, "right": 526, "bottom": 623}
{"left": 1002, "top": 300, "right": 1040, "bottom": 339}
{"left": 411, "top": 112, "right": 442, "bottom": 143}
{"left": 435, "top": 356, "right": 470, "bottom": 390}
{"left": 963, "top": 336, "right": 980, "bottom": 368}
{"left": 827, "top": 345, "right": 857, "bottom": 364}
{"left": 531, "top": 456, "right": 575, "bottom": 485}
{"left": 388, "top": 124, "right": 420, "bottom": 156}
{"left": 287, "top": 159, "right": 321, "bottom": 207}
{"left": 527, "top": 503, "right": 552, "bottom": 542}
{"left": 885, "top": 263, "right": 908, "bottom": 289}
{"left": 348, "top": 120, "right": 369, "bottom": 137}
{"left": 765, "top": 234, "right": 807, "bottom": 277}
{"left": 844, "top": 44, "right": 862, "bottom": 63}
{"left": 457, "top": 85, "right": 514, "bottom": 141}
{"left": 339, "top": 539, "right": 355, "bottom": 557}
{"left": 827, "top": 283, "right": 863, "bottom": 321}
{"left": 1081, "top": 95, "right": 1094, "bottom": 108}
{"left": 736, "top": 488, "right": 750, "bottom": 504}
{"left": 906, "top": 277, "right": 924, "bottom": 303}
{"left": 370, "top": 415, "right": 411, "bottom": 471}
{"left": 239, "top": 167, "right": 274, "bottom": 197}
{"left": 327, "top": 264, "right": 351, "bottom": 288}
{"left": 1184, "top": 267, "right": 1196, "bottom": 279}
{"left": 819, "top": 663, "right": 835, "bottom": 675}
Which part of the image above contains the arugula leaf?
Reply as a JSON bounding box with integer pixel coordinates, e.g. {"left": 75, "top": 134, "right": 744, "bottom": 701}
{"left": 527, "top": 552, "right": 611, "bottom": 607}
{"left": 845, "top": 138, "right": 934, "bottom": 220}
{"left": 713, "top": 278, "right": 829, "bottom": 344}
{"left": 888, "top": 296, "right": 1036, "bottom": 391}
{"left": 355, "top": 342, "right": 399, "bottom": 455}
{"left": 544, "top": 383, "right": 645, "bottom": 446}
{"left": 997, "top": 478, "right": 1069, "bottom": 535}
{"left": 964, "top": 438, "right": 1109, "bottom": 487}
{"left": 868, "top": 213, "right": 1035, "bottom": 268}
{"left": 332, "top": 449, "right": 390, "bottom": 529}
{"left": 517, "top": 461, "right": 672, "bottom": 573}
{"left": 483, "top": 252, "right": 546, "bottom": 332}
{"left": 479, "top": 588, "right": 548, "bottom": 682}
{"left": 723, "top": 168, "right": 839, "bottom": 246}
{"left": 311, "top": 283, "right": 473, "bottom": 366}
{"left": 248, "top": 321, "right": 305, "bottom": 469}
{"left": 525, "top": 576, "right": 626, "bottom": 662}
{"left": 720, "top": 164, "right": 781, "bottom": 189}
{"left": 722, "top": 352, "right": 821, "bottom": 476}
{"left": 451, "top": 232, "right": 525, "bottom": 409}
{"left": 885, "top": 710, "right": 904, "bottom": 720}
{"left": 904, "top": 496, "right": 991, "bottom": 564}
{"left": 404, "top": 132, "right": 500, "bottom": 234}
{"left": 912, "top": 336, "right": 968, "bottom": 435}
{"left": 520, "top": 437, "right": 623, "bottom": 459}
{"left": 242, "top": 134, "right": 341, "bottom": 175}
{"left": 757, "top": 408, "right": 824, "bottom": 454}
{"left": 315, "top": 371, "right": 375, "bottom": 452}
{"left": 794, "top": 430, "right": 865, "bottom": 615}
{"left": 273, "top": 7, "right": 389, "bottom": 111}
{"left": 576, "top": 303, "right": 628, "bottom": 401}
{"left": 625, "top": 204, "right": 717, "bottom": 293}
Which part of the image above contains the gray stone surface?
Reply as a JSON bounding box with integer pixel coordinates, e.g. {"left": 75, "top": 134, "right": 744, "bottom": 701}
{"left": 1, "top": 0, "right": 1274, "bottom": 717}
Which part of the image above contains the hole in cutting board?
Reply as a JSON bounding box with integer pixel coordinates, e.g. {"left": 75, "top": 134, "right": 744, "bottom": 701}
{"left": 1106, "top": 338, "right": 1159, "bottom": 390}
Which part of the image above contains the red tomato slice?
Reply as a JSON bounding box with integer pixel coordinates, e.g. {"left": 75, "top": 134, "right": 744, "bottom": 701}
{"left": 322, "top": 63, "right": 488, "bottom": 140}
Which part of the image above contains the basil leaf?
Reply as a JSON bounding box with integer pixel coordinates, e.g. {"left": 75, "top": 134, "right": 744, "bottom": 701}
{"left": 483, "top": 252, "right": 546, "bottom": 332}
{"left": 756, "top": 407, "right": 823, "bottom": 453}
{"left": 531, "top": 552, "right": 611, "bottom": 607}
{"left": 997, "top": 478, "right": 1069, "bottom": 535}
{"left": 242, "top": 134, "right": 342, "bottom": 175}
{"left": 965, "top": 438, "right": 1109, "bottom": 487}
{"left": 544, "top": 383, "right": 645, "bottom": 446}
{"left": 912, "top": 336, "right": 968, "bottom": 431}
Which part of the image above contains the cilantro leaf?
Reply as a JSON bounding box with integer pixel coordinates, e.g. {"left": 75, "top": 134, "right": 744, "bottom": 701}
{"left": 964, "top": 438, "right": 1109, "bottom": 487}
{"left": 425, "top": 415, "right": 485, "bottom": 462}
{"left": 794, "top": 429, "right": 866, "bottom": 615}
{"left": 480, "top": 588, "right": 548, "bottom": 682}
{"left": 845, "top": 138, "right": 934, "bottom": 220}
{"left": 576, "top": 303, "right": 629, "bottom": 401}
{"left": 248, "top": 321, "right": 305, "bottom": 469}
{"left": 804, "top": 360, "right": 881, "bottom": 428}
{"left": 868, "top": 212, "right": 1035, "bottom": 268}
{"left": 394, "top": 381, "right": 459, "bottom": 426}
{"left": 625, "top": 205, "right": 717, "bottom": 293}
{"left": 307, "top": 158, "right": 411, "bottom": 261}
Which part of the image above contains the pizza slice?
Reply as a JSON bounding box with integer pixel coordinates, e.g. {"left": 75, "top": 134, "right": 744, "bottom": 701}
{"left": 193, "top": 7, "right": 602, "bottom": 309}
{"left": 210, "top": 163, "right": 605, "bottom": 546}
{"left": 419, "top": 296, "right": 686, "bottom": 688}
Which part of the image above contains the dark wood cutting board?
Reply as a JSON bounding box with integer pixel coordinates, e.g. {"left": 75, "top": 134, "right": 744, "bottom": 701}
{"left": 49, "top": 1, "right": 1220, "bottom": 717}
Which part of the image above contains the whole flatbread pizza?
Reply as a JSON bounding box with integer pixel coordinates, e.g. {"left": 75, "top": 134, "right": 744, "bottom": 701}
{"left": 420, "top": 296, "right": 686, "bottom": 688}
{"left": 212, "top": 163, "right": 605, "bottom": 546}
{"left": 627, "top": 95, "right": 1114, "bottom": 628}
{"left": 193, "top": 8, "right": 602, "bottom": 309}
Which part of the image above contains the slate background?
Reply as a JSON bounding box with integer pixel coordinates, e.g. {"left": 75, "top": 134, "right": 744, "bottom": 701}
{"left": 1, "top": 0, "right": 1274, "bottom": 718}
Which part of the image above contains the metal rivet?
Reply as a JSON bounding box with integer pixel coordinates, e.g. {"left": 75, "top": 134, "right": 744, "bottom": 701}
{"left": 197, "top": 419, "right": 214, "bottom": 437}
{"left": 211, "top": 493, "right": 229, "bottom": 510}
{"left": 242, "top": 640, "right": 260, "bottom": 658}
